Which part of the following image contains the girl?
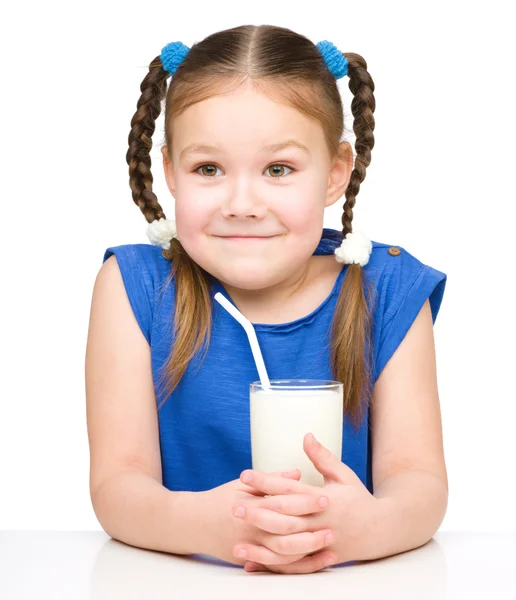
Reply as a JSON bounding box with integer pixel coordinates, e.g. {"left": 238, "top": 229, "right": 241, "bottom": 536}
{"left": 86, "top": 24, "right": 448, "bottom": 574}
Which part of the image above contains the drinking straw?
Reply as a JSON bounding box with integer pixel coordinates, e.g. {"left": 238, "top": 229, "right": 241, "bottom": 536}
{"left": 214, "top": 292, "right": 271, "bottom": 391}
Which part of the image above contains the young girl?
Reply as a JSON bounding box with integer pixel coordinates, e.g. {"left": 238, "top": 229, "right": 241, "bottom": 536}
{"left": 86, "top": 24, "right": 448, "bottom": 575}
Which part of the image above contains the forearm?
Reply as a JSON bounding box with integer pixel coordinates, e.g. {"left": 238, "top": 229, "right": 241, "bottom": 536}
{"left": 91, "top": 469, "right": 209, "bottom": 555}
{"left": 368, "top": 468, "right": 448, "bottom": 560}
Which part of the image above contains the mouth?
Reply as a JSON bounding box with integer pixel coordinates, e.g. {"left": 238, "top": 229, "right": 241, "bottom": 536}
{"left": 216, "top": 235, "right": 278, "bottom": 240}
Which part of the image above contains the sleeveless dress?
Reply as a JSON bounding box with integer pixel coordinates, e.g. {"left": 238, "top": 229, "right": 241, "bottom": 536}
{"left": 103, "top": 228, "right": 447, "bottom": 494}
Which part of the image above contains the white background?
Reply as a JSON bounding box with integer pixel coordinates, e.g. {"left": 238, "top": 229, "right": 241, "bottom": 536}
{"left": 1, "top": 0, "right": 514, "bottom": 532}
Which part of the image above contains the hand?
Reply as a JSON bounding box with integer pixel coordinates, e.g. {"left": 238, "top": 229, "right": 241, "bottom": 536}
{"left": 201, "top": 468, "right": 332, "bottom": 567}
{"left": 235, "top": 432, "right": 383, "bottom": 574}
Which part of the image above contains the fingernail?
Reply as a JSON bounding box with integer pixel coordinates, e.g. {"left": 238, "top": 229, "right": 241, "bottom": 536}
{"left": 238, "top": 548, "right": 247, "bottom": 558}
{"left": 234, "top": 506, "right": 245, "bottom": 518}
{"left": 311, "top": 433, "right": 319, "bottom": 447}
{"left": 319, "top": 496, "right": 329, "bottom": 508}
{"left": 242, "top": 472, "right": 252, "bottom": 483}
{"left": 325, "top": 532, "right": 334, "bottom": 544}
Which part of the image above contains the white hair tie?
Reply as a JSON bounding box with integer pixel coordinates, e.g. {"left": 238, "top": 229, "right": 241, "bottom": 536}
{"left": 146, "top": 217, "right": 179, "bottom": 250}
{"left": 334, "top": 230, "right": 372, "bottom": 267}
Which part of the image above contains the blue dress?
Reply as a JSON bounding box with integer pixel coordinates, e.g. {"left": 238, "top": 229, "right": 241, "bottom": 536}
{"left": 103, "top": 228, "right": 447, "bottom": 495}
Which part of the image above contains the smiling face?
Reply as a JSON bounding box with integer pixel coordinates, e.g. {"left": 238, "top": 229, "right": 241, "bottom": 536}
{"left": 161, "top": 81, "right": 352, "bottom": 307}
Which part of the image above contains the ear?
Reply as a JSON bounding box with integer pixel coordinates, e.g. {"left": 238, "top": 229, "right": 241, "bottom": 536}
{"left": 161, "top": 146, "right": 177, "bottom": 199}
{"left": 325, "top": 141, "right": 353, "bottom": 208}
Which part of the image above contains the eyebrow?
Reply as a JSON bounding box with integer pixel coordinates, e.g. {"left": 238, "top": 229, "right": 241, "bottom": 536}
{"left": 179, "top": 138, "right": 311, "bottom": 161}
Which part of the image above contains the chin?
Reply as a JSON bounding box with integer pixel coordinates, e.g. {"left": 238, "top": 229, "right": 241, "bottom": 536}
{"left": 216, "top": 268, "right": 281, "bottom": 291}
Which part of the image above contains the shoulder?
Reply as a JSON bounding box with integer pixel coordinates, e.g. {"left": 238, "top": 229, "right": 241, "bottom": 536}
{"left": 102, "top": 243, "right": 173, "bottom": 288}
{"left": 366, "top": 240, "right": 447, "bottom": 323}
{"left": 98, "top": 243, "right": 174, "bottom": 345}
{"left": 367, "top": 240, "right": 426, "bottom": 278}
{"left": 102, "top": 242, "right": 169, "bottom": 272}
{"left": 365, "top": 240, "right": 447, "bottom": 384}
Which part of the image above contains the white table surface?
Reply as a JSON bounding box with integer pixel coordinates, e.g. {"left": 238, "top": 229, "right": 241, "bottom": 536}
{"left": 1, "top": 531, "right": 514, "bottom": 599}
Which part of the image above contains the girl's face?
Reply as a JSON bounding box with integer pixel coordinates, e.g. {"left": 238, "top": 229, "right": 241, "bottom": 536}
{"left": 162, "top": 83, "right": 351, "bottom": 303}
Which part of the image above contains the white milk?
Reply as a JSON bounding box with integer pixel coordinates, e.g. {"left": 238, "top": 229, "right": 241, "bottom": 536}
{"left": 250, "top": 387, "right": 343, "bottom": 487}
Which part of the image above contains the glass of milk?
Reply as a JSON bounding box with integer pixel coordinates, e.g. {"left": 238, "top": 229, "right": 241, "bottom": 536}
{"left": 250, "top": 379, "right": 343, "bottom": 487}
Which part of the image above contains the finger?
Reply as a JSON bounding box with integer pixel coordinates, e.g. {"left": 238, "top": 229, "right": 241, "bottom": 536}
{"left": 245, "top": 551, "right": 337, "bottom": 574}
{"left": 239, "top": 469, "right": 300, "bottom": 496}
{"left": 267, "top": 529, "right": 334, "bottom": 557}
{"left": 279, "top": 469, "right": 301, "bottom": 479}
{"left": 238, "top": 500, "right": 329, "bottom": 535}
{"left": 245, "top": 562, "right": 268, "bottom": 572}
{"left": 258, "top": 492, "right": 329, "bottom": 516}
{"left": 236, "top": 503, "right": 300, "bottom": 535}
{"left": 234, "top": 529, "right": 333, "bottom": 565}
{"left": 240, "top": 469, "right": 310, "bottom": 496}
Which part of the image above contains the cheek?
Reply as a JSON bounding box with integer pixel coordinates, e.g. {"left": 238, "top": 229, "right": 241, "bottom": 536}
{"left": 281, "top": 198, "right": 323, "bottom": 233}
{"left": 277, "top": 176, "right": 326, "bottom": 228}
{"left": 174, "top": 198, "right": 210, "bottom": 237}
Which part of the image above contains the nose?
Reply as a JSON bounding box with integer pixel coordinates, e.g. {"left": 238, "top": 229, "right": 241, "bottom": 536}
{"left": 221, "top": 186, "right": 267, "bottom": 220}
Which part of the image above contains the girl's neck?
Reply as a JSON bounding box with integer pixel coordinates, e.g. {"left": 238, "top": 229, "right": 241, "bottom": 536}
{"left": 218, "top": 255, "right": 342, "bottom": 325}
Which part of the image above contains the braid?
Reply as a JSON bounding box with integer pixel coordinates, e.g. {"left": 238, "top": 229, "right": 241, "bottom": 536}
{"left": 125, "top": 55, "right": 214, "bottom": 407}
{"left": 126, "top": 57, "right": 170, "bottom": 225}
{"left": 341, "top": 52, "right": 376, "bottom": 238}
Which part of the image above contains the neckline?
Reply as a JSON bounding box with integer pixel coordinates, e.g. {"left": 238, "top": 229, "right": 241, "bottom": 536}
{"left": 212, "top": 260, "right": 347, "bottom": 333}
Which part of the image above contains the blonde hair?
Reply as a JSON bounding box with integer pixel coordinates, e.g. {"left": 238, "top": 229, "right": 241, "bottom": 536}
{"left": 126, "top": 25, "right": 377, "bottom": 430}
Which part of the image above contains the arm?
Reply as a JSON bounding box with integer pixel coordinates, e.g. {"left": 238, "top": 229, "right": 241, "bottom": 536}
{"left": 366, "top": 299, "right": 448, "bottom": 559}
{"left": 91, "top": 468, "right": 210, "bottom": 555}
{"left": 367, "top": 467, "right": 448, "bottom": 560}
{"left": 86, "top": 259, "right": 210, "bottom": 557}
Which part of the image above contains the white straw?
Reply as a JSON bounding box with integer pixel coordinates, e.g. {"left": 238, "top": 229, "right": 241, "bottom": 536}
{"left": 214, "top": 292, "right": 271, "bottom": 390}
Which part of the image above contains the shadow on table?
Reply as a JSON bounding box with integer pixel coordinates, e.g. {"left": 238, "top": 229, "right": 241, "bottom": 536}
{"left": 89, "top": 535, "right": 448, "bottom": 598}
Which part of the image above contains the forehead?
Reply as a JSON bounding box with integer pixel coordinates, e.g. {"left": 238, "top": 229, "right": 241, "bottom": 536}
{"left": 172, "top": 87, "right": 325, "bottom": 159}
